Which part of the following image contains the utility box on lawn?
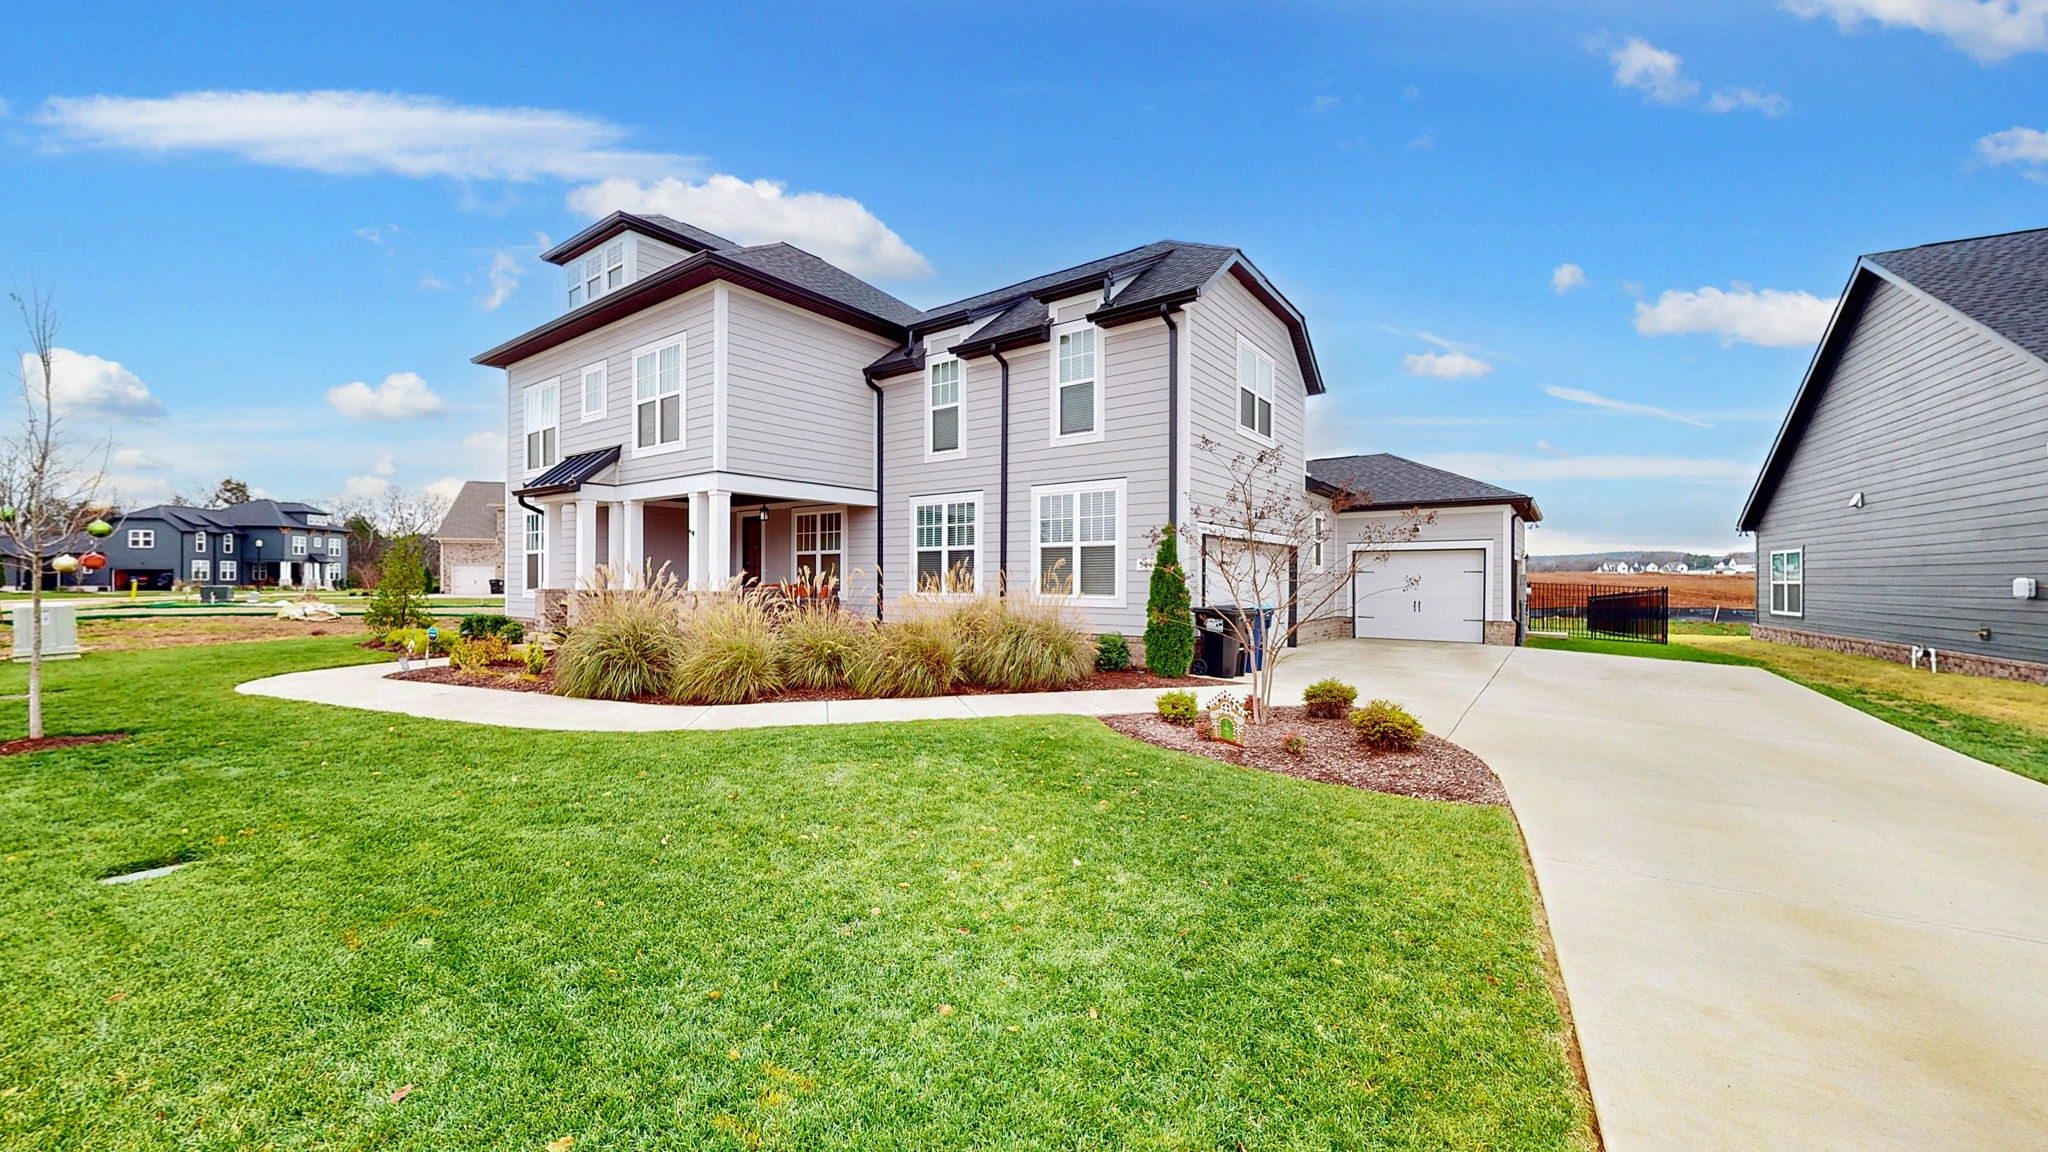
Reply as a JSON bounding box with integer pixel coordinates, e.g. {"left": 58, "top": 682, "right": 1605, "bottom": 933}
{"left": 9, "top": 602, "right": 80, "bottom": 661}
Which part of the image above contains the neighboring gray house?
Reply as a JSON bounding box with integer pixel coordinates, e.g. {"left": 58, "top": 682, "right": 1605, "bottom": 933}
{"left": 1740, "top": 227, "right": 2048, "bottom": 681}
{"left": 435, "top": 481, "right": 505, "bottom": 596}
{"left": 473, "top": 210, "right": 1533, "bottom": 645}
{"left": 97, "top": 499, "right": 349, "bottom": 590}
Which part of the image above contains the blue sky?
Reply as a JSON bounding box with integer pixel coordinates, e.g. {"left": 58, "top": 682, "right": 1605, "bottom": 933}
{"left": 5, "top": 0, "right": 2047, "bottom": 554}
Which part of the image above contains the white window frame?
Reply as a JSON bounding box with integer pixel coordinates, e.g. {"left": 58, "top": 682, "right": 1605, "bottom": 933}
{"left": 217, "top": 560, "right": 237, "bottom": 583}
{"left": 292, "top": 535, "right": 308, "bottom": 556}
{"left": 126, "top": 529, "right": 154, "bottom": 549}
{"left": 1032, "top": 478, "right": 1127, "bottom": 605}
{"left": 1769, "top": 548, "right": 1803, "bottom": 617}
{"left": 792, "top": 507, "right": 846, "bottom": 586}
{"left": 1310, "top": 513, "right": 1327, "bottom": 573}
{"left": 220, "top": 534, "right": 233, "bottom": 555}
{"left": 579, "top": 361, "right": 608, "bottom": 422}
{"left": 328, "top": 537, "right": 342, "bottom": 556}
{"left": 524, "top": 378, "right": 561, "bottom": 473}
{"left": 523, "top": 510, "right": 547, "bottom": 592}
{"left": 631, "top": 337, "right": 686, "bottom": 456}
{"left": 925, "top": 355, "right": 964, "bottom": 460}
{"left": 1048, "top": 321, "right": 1104, "bottom": 446}
{"left": 908, "top": 491, "right": 983, "bottom": 595}
{"left": 1236, "top": 335, "right": 1277, "bottom": 443}
{"left": 190, "top": 560, "right": 211, "bottom": 583}
{"left": 566, "top": 239, "right": 632, "bottom": 308}
{"left": 192, "top": 532, "right": 206, "bottom": 553}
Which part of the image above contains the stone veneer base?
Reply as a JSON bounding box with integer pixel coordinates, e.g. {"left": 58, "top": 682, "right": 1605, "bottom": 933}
{"left": 1749, "top": 623, "right": 2048, "bottom": 685}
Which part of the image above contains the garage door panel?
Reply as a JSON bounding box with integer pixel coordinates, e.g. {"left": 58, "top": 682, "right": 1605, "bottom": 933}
{"left": 1353, "top": 548, "right": 1485, "bottom": 643}
{"left": 448, "top": 564, "right": 496, "bottom": 596}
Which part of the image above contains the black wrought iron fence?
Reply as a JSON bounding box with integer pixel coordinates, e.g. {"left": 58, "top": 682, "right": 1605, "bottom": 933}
{"left": 1527, "top": 582, "right": 1669, "bottom": 644}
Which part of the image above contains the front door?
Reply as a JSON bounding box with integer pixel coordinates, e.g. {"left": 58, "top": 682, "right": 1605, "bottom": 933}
{"left": 740, "top": 516, "right": 764, "bottom": 586}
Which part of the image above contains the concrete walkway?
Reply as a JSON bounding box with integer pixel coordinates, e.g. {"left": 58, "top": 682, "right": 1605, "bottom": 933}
{"left": 235, "top": 658, "right": 1224, "bottom": 731}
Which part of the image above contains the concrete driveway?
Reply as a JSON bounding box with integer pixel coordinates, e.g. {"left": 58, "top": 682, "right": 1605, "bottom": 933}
{"left": 1272, "top": 640, "right": 2048, "bottom": 1152}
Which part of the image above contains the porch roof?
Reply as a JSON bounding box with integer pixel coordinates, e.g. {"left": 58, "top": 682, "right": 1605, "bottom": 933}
{"left": 513, "top": 446, "right": 621, "bottom": 498}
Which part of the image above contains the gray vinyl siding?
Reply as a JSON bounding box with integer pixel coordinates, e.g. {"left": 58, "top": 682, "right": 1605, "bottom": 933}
{"left": 1754, "top": 275, "right": 2048, "bottom": 663}
{"left": 724, "top": 286, "right": 894, "bottom": 490}
{"left": 635, "top": 235, "right": 689, "bottom": 280}
{"left": 1183, "top": 271, "right": 1310, "bottom": 530}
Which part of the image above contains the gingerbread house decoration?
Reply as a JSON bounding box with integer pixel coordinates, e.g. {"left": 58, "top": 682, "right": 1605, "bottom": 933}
{"left": 1203, "top": 691, "right": 1248, "bottom": 746}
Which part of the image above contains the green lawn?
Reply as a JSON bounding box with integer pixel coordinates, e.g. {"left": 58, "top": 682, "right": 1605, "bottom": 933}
{"left": 0, "top": 640, "right": 1588, "bottom": 1151}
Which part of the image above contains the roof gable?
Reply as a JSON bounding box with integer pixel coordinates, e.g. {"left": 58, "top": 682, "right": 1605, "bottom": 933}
{"left": 436, "top": 481, "right": 505, "bottom": 540}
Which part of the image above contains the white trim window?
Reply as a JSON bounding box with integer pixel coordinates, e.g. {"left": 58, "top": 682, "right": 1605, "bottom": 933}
{"left": 220, "top": 534, "right": 234, "bottom": 555}
{"left": 911, "top": 493, "right": 980, "bottom": 593}
{"left": 927, "top": 357, "right": 963, "bottom": 456}
{"left": 292, "top": 535, "right": 308, "bottom": 556}
{"left": 579, "top": 361, "right": 608, "bottom": 421}
{"left": 1035, "top": 481, "right": 1124, "bottom": 601}
{"left": 328, "top": 537, "right": 343, "bottom": 556}
{"left": 217, "top": 560, "right": 237, "bottom": 583}
{"left": 793, "top": 509, "right": 844, "bottom": 585}
{"left": 190, "top": 560, "right": 211, "bottom": 582}
{"left": 126, "top": 529, "right": 154, "bottom": 549}
{"left": 523, "top": 510, "right": 546, "bottom": 591}
{"left": 524, "top": 379, "right": 560, "bottom": 471}
{"left": 192, "top": 532, "right": 207, "bottom": 553}
{"left": 1237, "top": 336, "right": 1275, "bottom": 440}
{"left": 633, "top": 338, "right": 684, "bottom": 452}
{"left": 1769, "top": 549, "right": 1803, "bottom": 616}
{"left": 567, "top": 239, "right": 628, "bottom": 307}
{"left": 1051, "top": 323, "right": 1102, "bottom": 443}
{"left": 1310, "top": 513, "right": 1327, "bottom": 573}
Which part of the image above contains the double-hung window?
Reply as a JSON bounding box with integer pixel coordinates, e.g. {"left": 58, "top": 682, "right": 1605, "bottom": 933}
{"left": 794, "top": 510, "right": 844, "bottom": 584}
{"left": 220, "top": 534, "right": 233, "bottom": 555}
{"left": 190, "top": 560, "right": 211, "bottom": 582}
{"left": 1769, "top": 549, "right": 1803, "bottom": 616}
{"left": 193, "top": 532, "right": 206, "bottom": 553}
{"left": 1036, "top": 482, "right": 1122, "bottom": 599}
{"left": 524, "top": 511, "right": 546, "bottom": 591}
{"left": 328, "top": 537, "right": 342, "bottom": 557}
{"left": 292, "top": 535, "right": 308, "bottom": 556}
{"left": 127, "top": 529, "right": 154, "bottom": 549}
{"left": 1052, "top": 324, "right": 1101, "bottom": 441}
{"left": 927, "top": 358, "right": 962, "bottom": 455}
{"left": 634, "top": 338, "right": 683, "bottom": 451}
{"left": 218, "top": 560, "right": 237, "bottom": 583}
{"left": 567, "top": 240, "right": 627, "bottom": 307}
{"left": 524, "top": 379, "right": 560, "bottom": 471}
{"left": 1237, "top": 338, "right": 1275, "bottom": 439}
{"left": 912, "top": 495, "right": 978, "bottom": 593}
{"left": 580, "top": 361, "right": 607, "bottom": 421}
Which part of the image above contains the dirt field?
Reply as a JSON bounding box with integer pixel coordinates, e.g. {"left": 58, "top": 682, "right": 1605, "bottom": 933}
{"left": 0, "top": 616, "right": 365, "bottom": 652}
{"left": 1530, "top": 570, "right": 1755, "bottom": 610}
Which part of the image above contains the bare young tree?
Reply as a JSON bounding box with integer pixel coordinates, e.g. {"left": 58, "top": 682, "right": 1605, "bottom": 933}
{"left": 329, "top": 484, "right": 452, "bottom": 586}
{"left": 1, "top": 283, "right": 110, "bottom": 740}
{"left": 1181, "top": 435, "right": 1431, "bottom": 718}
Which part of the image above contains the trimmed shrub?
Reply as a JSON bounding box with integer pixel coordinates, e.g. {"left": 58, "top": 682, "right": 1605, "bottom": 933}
{"left": 673, "top": 596, "right": 784, "bottom": 705}
{"left": 385, "top": 627, "right": 453, "bottom": 655}
{"left": 1094, "top": 632, "right": 1132, "bottom": 672}
{"left": 1349, "top": 699, "right": 1424, "bottom": 752}
{"left": 460, "top": 613, "right": 514, "bottom": 639}
{"left": 846, "top": 617, "right": 961, "bottom": 698}
{"left": 1302, "top": 677, "right": 1358, "bottom": 720}
{"left": 1281, "top": 733, "right": 1307, "bottom": 755}
{"left": 955, "top": 599, "right": 1094, "bottom": 692}
{"left": 499, "top": 621, "right": 525, "bottom": 645}
{"left": 776, "top": 604, "right": 865, "bottom": 690}
{"left": 522, "top": 640, "right": 548, "bottom": 676}
{"left": 552, "top": 576, "right": 689, "bottom": 700}
{"left": 449, "top": 635, "right": 514, "bottom": 670}
{"left": 1142, "top": 535, "right": 1194, "bottom": 677}
{"left": 1156, "top": 689, "right": 1199, "bottom": 725}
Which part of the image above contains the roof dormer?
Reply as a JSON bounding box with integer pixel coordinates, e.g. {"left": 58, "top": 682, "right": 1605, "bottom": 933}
{"left": 542, "top": 212, "right": 740, "bottom": 311}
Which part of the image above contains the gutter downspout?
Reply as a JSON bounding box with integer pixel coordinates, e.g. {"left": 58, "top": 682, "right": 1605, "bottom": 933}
{"left": 866, "top": 369, "right": 887, "bottom": 621}
{"left": 1161, "top": 305, "right": 1179, "bottom": 529}
{"left": 993, "top": 347, "right": 1011, "bottom": 597}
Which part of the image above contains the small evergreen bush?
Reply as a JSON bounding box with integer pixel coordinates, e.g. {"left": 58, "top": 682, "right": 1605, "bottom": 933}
{"left": 499, "top": 621, "right": 525, "bottom": 645}
{"left": 1349, "top": 699, "right": 1424, "bottom": 752}
{"left": 1281, "top": 733, "right": 1307, "bottom": 755}
{"left": 1141, "top": 536, "right": 1195, "bottom": 677}
{"left": 1156, "top": 689, "right": 1198, "bottom": 725}
{"left": 1302, "top": 677, "right": 1358, "bottom": 719}
{"left": 1094, "top": 632, "right": 1132, "bottom": 672}
{"left": 363, "top": 536, "right": 432, "bottom": 632}
{"left": 460, "top": 613, "right": 514, "bottom": 639}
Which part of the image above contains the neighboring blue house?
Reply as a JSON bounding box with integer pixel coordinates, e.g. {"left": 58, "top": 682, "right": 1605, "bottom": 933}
{"left": 97, "top": 500, "right": 350, "bottom": 590}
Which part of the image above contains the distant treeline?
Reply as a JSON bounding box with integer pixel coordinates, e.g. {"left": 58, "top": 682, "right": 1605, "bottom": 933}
{"left": 1528, "top": 550, "right": 1755, "bottom": 573}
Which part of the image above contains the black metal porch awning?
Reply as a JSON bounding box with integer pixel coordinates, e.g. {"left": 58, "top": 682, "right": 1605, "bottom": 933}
{"left": 513, "top": 446, "right": 621, "bottom": 498}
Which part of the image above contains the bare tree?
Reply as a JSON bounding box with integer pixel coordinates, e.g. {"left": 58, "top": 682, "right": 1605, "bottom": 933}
{"left": 1, "top": 283, "right": 109, "bottom": 740}
{"left": 1181, "top": 436, "right": 1431, "bottom": 718}
{"left": 329, "top": 485, "right": 451, "bottom": 586}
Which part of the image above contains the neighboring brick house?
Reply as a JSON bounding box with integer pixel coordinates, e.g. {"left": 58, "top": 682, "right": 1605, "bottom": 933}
{"left": 435, "top": 481, "right": 506, "bottom": 595}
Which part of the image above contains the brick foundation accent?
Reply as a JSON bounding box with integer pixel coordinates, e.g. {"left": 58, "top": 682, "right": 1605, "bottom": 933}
{"left": 1297, "top": 617, "right": 1352, "bottom": 645}
{"left": 536, "top": 589, "right": 571, "bottom": 637}
{"left": 1485, "top": 621, "right": 1518, "bottom": 646}
{"left": 1750, "top": 624, "right": 2048, "bottom": 685}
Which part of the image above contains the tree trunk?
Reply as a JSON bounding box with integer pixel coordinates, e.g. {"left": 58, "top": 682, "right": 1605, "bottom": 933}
{"left": 26, "top": 556, "right": 43, "bottom": 741}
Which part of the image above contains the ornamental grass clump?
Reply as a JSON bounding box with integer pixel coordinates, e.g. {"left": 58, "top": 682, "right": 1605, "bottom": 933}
{"left": 1349, "top": 699, "right": 1424, "bottom": 752}
{"left": 846, "top": 616, "right": 961, "bottom": 698}
{"left": 775, "top": 603, "right": 865, "bottom": 690}
{"left": 953, "top": 597, "right": 1094, "bottom": 692}
{"left": 1302, "top": 677, "right": 1358, "bottom": 720}
{"left": 672, "top": 594, "right": 784, "bottom": 705}
{"left": 552, "top": 568, "right": 688, "bottom": 701}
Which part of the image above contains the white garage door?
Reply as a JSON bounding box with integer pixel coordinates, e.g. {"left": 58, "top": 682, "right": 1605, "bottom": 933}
{"left": 448, "top": 564, "right": 496, "bottom": 596}
{"left": 1353, "top": 548, "right": 1485, "bottom": 643}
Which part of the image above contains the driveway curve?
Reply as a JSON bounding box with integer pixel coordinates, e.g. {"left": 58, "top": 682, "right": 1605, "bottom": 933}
{"left": 1275, "top": 640, "right": 2048, "bottom": 1152}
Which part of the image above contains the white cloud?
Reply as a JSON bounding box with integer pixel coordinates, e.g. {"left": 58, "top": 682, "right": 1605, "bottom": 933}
{"left": 342, "top": 473, "right": 394, "bottom": 499}
{"left": 479, "top": 249, "right": 522, "bottom": 311}
{"left": 424, "top": 475, "right": 467, "bottom": 503}
{"left": 461, "top": 429, "right": 508, "bottom": 479}
{"left": 1401, "top": 349, "right": 1494, "bottom": 379}
{"left": 370, "top": 453, "right": 398, "bottom": 477}
{"left": 1605, "top": 37, "right": 1701, "bottom": 104}
{"left": 112, "top": 446, "right": 169, "bottom": 471}
{"left": 1535, "top": 440, "right": 1571, "bottom": 457}
{"left": 1978, "top": 126, "right": 2048, "bottom": 180}
{"left": 1421, "top": 452, "right": 1754, "bottom": 481}
{"left": 19, "top": 348, "right": 166, "bottom": 419}
{"left": 1406, "top": 132, "right": 1436, "bottom": 151}
{"left": 568, "top": 175, "right": 932, "bottom": 280}
{"left": 326, "top": 371, "right": 444, "bottom": 421}
{"left": 355, "top": 224, "right": 401, "bottom": 244}
{"left": 1310, "top": 95, "right": 1342, "bottom": 113}
{"left": 417, "top": 273, "right": 451, "bottom": 290}
{"left": 1707, "top": 86, "right": 1791, "bottom": 116}
{"left": 1545, "top": 385, "right": 1715, "bottom": 428}
{"left": 1633, "top": 284, "right": 1836, "bottom": 347}
{"left": 1551, "top": 263, "right": 1588, "bottom": 293}
{"left": 1783, "top": 0, "right": 2048, "bottom": 62}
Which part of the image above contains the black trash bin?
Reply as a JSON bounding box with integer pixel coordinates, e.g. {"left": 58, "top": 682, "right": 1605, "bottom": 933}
{"left": 1191, "top": 608, "right": 1244, "bottom": 678}
{"left": 488, "top": 578, "right": 504, "bottom": 595}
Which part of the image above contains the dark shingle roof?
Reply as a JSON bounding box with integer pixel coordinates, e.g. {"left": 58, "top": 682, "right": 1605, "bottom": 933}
{"left": 513, "top": 447, "right": 620, "bottom": 497}
{"left": 436, "top": 481, "right": 505, "bottom": 541}
{"left": 720, "top": 243, "right": 922, "bottom": 327}
{"left": 123, "top": 500, "right": 330, "bottom": 531}
{"left": 1865, "top": 228, "right": 2048, "bottom": 364}
{"left": 947, "top": 296, "right": 1050, "bottom": 355}
{"left": 636, "top": 213, "right": 738, "bottom": 253}
{"left": 914, "top": 241, "right": 1200, "bottom": 323}
{"left": 1306, "top": 454, "right": 1539, "bottom": 520}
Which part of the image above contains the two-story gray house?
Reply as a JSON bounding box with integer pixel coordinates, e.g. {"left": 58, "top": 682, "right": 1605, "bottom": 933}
{"left": 1740, "top": 227, "right": 2048, "bottom": 681}
{"left": 101, "top": 499, "right": 349, "bottom": 590}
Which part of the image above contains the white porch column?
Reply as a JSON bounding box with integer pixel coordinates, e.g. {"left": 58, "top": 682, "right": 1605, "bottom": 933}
{"left": 705, "top": 490, "right": 732, "bottom": 590}
{"left": 605, "top": 501, "right": 625, "bottom": 581}
{"left": 574, "top": 498, "right": 598, "bottom": 587}
{"left": 622, "top": 499, "right": 645, "bottom": 588}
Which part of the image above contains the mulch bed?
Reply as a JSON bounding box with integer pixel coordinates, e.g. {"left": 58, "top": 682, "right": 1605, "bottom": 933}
{"left": 388, "top": 662, "right": 1227, "bottom": 702}
{"left": 1100, "top": 705, "right": 1508, "bottom": 805}
{"left": 0, "top": 733, "right": 130, "bottom": 758}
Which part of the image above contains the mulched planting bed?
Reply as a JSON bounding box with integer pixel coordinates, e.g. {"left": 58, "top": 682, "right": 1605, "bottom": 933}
{"left": 387, "top": 661, "right": 1227, "bottom": 702}
{"left": 0, "top": 733, "right": 129, "bottom": 758}
{"left": 1101, "top": 705, "right": 1508, "bottom": 805}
